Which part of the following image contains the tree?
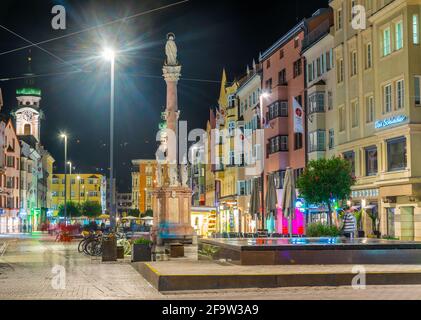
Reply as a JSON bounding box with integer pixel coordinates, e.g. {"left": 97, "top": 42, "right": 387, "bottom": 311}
{"left": 81, "top": 201, "right": 102, "bottom": 218}
{"left": 58, "top": 201, "right": 82, "bottom": 218}
{"left": 128, "top": 208, "right": 141, "bottom": 217}
{"left": 142, "top": 209, "right": 153, "bottom": 218}
{"left": 297, "top": 157, "right": 356, "bottom": 226}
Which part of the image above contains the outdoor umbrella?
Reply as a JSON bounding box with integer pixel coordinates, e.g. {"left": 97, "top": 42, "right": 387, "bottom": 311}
{"left": 122, "top": 216, "right": 139, "bottom": 220}
{"left": 249, "top": 177, "right": 261, "bottom": 225}
{"left": 98, "top": 214, "right": 110, "bottom": 220}
{"left": 281, "top": 167, "right": 296, "bottom": 236}
{"left": 265, "top": 173, "right": 278, "bottom": 220}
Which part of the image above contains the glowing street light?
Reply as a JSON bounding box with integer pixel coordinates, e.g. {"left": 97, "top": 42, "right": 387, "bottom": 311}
{"left": 102, "top": 47, "right": 117, "bottom": 229}
{"left": 67, "top": 161, "right": 73, "bottom": 203}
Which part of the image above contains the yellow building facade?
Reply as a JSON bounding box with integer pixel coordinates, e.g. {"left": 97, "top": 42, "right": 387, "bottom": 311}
{"left": 131, "top": 159, "right": 157, "bottom": 213}
{"left": 331, "top": 0, "right": 421, "bottom": 240}
{"left": 51, "top": 173, "right": 105, "bottom": 215}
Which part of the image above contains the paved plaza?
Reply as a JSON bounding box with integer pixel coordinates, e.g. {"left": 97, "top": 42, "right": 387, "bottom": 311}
{"left": 1, "top": 234, "right": 421, "bottom": 300}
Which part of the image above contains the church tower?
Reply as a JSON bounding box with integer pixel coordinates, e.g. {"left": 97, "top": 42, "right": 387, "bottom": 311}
{"left": 13, "top": 50, "right": 42, "bottom": 142}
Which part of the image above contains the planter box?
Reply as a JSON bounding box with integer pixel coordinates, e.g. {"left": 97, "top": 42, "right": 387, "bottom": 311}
{"left": 132, "top": 244, "right": 152, "bottom": 262}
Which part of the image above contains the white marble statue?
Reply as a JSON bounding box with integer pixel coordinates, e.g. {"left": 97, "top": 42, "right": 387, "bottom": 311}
{"left": 180, "top": 156, "right": 189, "bottom": 187}
{"left": 165, "top": 33, "right": 178, "bottom": 66}
{"left": 169, "top": 165, "right": 179, "bottom": 187}
{"left": 156, "top": 164, "right": 162, "bottom": 187}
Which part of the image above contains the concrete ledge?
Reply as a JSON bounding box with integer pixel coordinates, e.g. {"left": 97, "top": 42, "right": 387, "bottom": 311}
{"left": 133, "top": 262, "right": 421, "bottom": 292}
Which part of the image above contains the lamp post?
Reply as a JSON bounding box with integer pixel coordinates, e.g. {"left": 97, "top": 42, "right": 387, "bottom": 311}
{"left": 259, "top": 92, "right": 270, "bottom": 231}
{"left": 77, "top": 176, "right": 81, "bottom": 205}
{"left": 102, "top": 48, "right": 116, "bottom": 230}
{"left": 67, "top": 161, "right": 72, "bottom": 203}
{"left": 60, "top": 133, "right": 68, "bottom": 224}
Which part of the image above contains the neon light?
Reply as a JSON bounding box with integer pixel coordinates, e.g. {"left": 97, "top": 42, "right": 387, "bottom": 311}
{"left": 375, "top": 115, "right": 407, "bottom": 129}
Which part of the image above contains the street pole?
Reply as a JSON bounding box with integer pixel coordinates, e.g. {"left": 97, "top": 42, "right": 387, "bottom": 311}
{"left": 259, "top": 94, "right": 266, "bottom": 231}
{"left": 68, "top": 162, "right": 72, "bottom": 203}
{"left": 109, "top": 55, "right": 116, "bottom": 230}
{"left": 63, "top": 135, "right": 68, "bottom": 225}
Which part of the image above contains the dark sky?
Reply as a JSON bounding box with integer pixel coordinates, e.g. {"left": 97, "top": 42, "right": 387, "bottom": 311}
{"left": 0, "top": 0, "right": 327, "bottom": 192}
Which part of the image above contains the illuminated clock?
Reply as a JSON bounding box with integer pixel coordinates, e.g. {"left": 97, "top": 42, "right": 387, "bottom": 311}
{"left": 22, "top": 110, "right": 33, "bottom": 122}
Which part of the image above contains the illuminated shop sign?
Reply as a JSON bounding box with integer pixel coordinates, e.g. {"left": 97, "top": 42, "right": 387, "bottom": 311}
{"left": 375, "top": 115, "right": 407, "bottom": 129}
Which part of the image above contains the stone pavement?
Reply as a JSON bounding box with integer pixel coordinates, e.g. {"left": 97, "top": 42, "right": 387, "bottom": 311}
{"left": 0, "top": 235, "right": 162, "bottom": 300}
{"left": 2, "top": 235, "right": 421, "bottom": 300}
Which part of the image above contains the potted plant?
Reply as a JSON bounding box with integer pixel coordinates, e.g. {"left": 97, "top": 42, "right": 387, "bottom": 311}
{"left": 131, "top": 238, "right": 153, "bottom": 262}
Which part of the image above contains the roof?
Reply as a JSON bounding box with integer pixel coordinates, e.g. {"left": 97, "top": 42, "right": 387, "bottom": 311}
{"left": 18, "top": 135, "right": 38, "bottom": 149}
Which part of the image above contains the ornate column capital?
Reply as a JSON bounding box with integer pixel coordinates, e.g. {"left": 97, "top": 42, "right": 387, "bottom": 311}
{"left": 163, "top": 65, "right": 182, "bottom": 82}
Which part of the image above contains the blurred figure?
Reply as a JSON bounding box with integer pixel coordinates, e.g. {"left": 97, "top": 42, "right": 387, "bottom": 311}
{"left": 341, "top": 210, "right": 357, "bottom": 239}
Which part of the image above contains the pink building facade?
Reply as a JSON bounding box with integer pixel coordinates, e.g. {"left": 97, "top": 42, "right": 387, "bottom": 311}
{"left": 0, "top": 119, "right": 21, "bottom": 233}
{"left": 260, "top": 9, "right": 332, "bottom": 234}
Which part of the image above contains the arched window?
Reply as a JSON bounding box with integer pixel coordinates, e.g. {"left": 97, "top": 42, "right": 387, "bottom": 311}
{"left": 24, "top": 124, "right": 31, "bottom": 135}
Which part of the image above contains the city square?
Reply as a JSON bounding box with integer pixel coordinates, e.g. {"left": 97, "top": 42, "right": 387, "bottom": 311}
{"left": 0, "top": 0, "right": 421, "bottom": 305}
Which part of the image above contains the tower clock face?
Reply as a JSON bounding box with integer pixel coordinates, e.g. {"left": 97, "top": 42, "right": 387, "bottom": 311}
{"left": 22, "top": 110, "right": 33, "bottom": 122}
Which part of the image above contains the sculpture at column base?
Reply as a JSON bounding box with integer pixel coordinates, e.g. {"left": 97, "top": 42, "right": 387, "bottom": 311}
{"left": 152, "top": 186, "right": 194, "bottom": 245}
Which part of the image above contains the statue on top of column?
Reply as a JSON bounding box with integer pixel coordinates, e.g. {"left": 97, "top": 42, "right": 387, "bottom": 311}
{"left": 165, "top": 33, "right": 178, "bottom": 66}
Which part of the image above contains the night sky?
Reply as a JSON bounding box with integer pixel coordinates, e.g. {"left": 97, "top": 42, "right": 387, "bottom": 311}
{"left": 0, "top": 0, "right": 327, "bottom": 192}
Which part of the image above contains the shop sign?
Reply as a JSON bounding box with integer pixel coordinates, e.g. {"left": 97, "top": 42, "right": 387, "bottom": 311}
{"left": 375, "top": 115, "right": 407, "bottom": 129}
{"left": 352, "top": 189, "right": 379, "bottom": 198}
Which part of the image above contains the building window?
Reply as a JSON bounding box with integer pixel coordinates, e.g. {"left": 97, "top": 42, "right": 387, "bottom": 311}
{"left": 294, "top": 37, "right": 299, "bottom": 48}
{"left": 413, "top": 14, "right": 420, "bottom": 44}
{"left": 365, "top": 146, "right": 378, "bottom": 176}
{"left": 384, "top": 84, "right": 392, "bottom": 113}
{"left": 293, "top": 59, "right": 302, "bottom": 78}
{"left": 339, "top": 106, "right": 346, "bottom": 132}
{"left": 366, "top": 95, "right": 374, "bottom": 123}
{"left": 415, "top": 76, "right": 421, "bottom": 105}
{"left": 343, "top": 151, "right": 355, "bottom": 176}
{"left": 351, "top": 100, "right": 359, "bottom": 128}
{"left": 328, "top": 91, "right": 333, "bottom": 110}
{"left": 337, "top": 9, "right": 342, "bottom": 30}
{"left": 274, "top": 170, "right": 286, "bottom": 189}
{"left": 268, "top": 135, "right": 288, "bottom": 154}
{"left": 350, "top": 51, "right": 357, "bottom": 76}
{"left": 350, "top": 0, "right": 357, "bottom": 20}
{"left": 396, "top": 79, "right": 404, "bottom": 109}
{"left": 294, "top": 133, "right": 303, "bottom": 150}
{"left": 228, "top": 121, "right": 235, "bottom": 136}
{"left": 395, "top": 21, "right": 403, "bottom": 50}
{"left": 387, "top": 137, "right": 407, "bottom": 171}
{"left": 265, "top": 78, "right": 273, "bottom": 93}
{"left": 366, "top": 43, "right": 372, "bottom": 69}
{"left": 268, "top": 101, "right": 288, "bottom": 120}
{"left": 307, "top": 63, "right": 313, "bottom": 83}
{"left": 309, "top": 130, "right": 326, "bottom": 152}
{"left": 266, "top": 59, "right": 271, "bottom": 69}
{"left": 383, "top": 27, "right": 391, "bottom": 56}
{"left": 329, "top": 129, "right": 335, "bottom": 150}
{"left": 279, "top": 49, "right": 284, "bottom": 59}
{"left": 308, "top": 92, "right": 325, "bottom": 114}
{"left": 337, "top": 59, "right": 344, "bottom": 83}
{"left": 278, "top": 69, "right": 286, "bottom": 85}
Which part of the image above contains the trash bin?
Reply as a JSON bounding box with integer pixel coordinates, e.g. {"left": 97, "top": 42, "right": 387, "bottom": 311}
{"left": 170, "top": 243, "right": 184, "bottom": 258}
{"left": 117, "top": 246, "right": 124, "bottom": 259}
{"left": 102, "top": 235, "right": 117, "bottom": 262}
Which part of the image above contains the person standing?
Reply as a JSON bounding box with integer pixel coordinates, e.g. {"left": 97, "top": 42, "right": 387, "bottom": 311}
{"left": 341, "top": 210, "right": 357, "bottom": 239}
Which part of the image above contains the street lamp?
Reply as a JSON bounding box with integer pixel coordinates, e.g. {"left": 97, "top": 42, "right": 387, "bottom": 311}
{"left": 67, "top": 161, "right": 72, "bottom": 203}
{"left": 102, "top": 47, "right": 116, "bottom": 230}
{"left": 60, "top": 133, "right": 68, "bottom": 224}
{"left": 77, "top": 176, "right": 81, "bottom": 205}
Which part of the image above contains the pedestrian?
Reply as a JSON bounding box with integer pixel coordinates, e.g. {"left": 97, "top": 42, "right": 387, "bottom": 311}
{"left": 341, "top": 210, "right": 357, "bottom": 239}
